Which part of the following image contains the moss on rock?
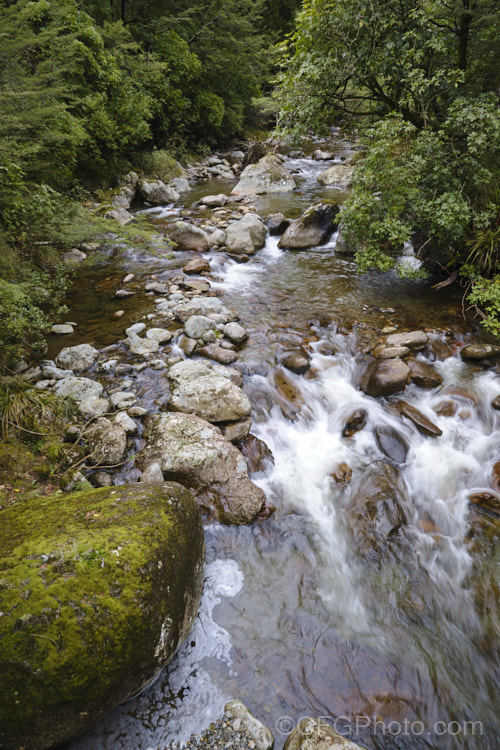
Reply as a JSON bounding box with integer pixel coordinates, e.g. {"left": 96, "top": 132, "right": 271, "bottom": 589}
{"left": 0, "top": 482, "right": 205, "bottom": 750}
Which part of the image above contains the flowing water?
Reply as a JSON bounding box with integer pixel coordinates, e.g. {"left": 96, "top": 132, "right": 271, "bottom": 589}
{"left": 63, "top": 145, "right": 499, "bottom": 750}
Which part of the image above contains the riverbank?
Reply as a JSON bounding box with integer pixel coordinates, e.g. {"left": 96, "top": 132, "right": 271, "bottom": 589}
{"left": 1, "top": 137, "right": 499, "bottom": 750}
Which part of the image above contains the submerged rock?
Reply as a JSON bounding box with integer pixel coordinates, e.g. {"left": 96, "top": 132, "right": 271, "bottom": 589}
{"left": 278, "top": 202, "right": 339, "bottom": 249}
{"left": 434, "top": 399, "right": 458, "bottom": 418}
{"left": 330, "top": 462, "right": 352, "bottom": 484}
{"left": 469, "top": 490, "right": 500, "bottom": 517}
{"left": 141, "top": 412, "right": 265, "bottom": 524}
{"left": 348, "top": 462, "right": 408, "bottom": 557}
{"left": 238, "top": 434, "right": 274, "bottom": 474}
{"left": 280, "top": 351, "right": 310, "bottom": 374}
{"left": 341, "top": 407, "right": 368, "bottom": 438}
{"left": 0, "top": 483, "right": 204, "bottom": 750}
{"left": 397, "top": 400, "right": 443, "bottom": 437}
{"left": 232, "top": 154, "right": 296, "bottom": 195}
{"left": 374, "top": 424, "right": 409, "bottom": 464}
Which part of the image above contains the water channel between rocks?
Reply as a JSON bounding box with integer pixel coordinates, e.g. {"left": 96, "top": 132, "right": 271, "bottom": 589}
{"left": 58, "top": 148, "right": 499, "bottom": 750}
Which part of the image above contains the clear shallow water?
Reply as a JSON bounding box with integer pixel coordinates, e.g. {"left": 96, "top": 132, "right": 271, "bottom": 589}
{"left": 64, "top": 150, "right": 499, "bottom": 750}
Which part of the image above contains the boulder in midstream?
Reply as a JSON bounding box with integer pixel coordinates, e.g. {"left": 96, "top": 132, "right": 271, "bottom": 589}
{"left": 278, "top": 202, "right": 339, "bottom": 249}
{"left": 361, "top": 358, "right": 409, "bottom": 397}
{"left": 232, "top": 154, "right": 296, "bottom": 195}
{"left": 397, "top": 400, "right": 443, "bottom": 437}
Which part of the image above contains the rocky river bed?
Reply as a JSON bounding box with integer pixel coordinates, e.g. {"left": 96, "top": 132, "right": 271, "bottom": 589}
{"left": 18, "top": 138, "right": 500, "bottom": 749}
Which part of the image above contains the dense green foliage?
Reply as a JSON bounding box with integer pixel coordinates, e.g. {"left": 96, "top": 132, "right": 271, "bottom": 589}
{"left": 277, "top": 0, "right": 500, "bottom": 330}
{"left": 0, "top": 0, "right": 300, "bottom": 364}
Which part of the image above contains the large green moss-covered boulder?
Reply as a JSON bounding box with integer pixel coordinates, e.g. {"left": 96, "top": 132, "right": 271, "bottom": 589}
{"left": 0, "top": 483, "right": 205, "bottom": 750}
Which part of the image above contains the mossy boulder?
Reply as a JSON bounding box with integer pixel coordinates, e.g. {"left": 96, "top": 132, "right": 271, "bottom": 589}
{"left": 278, "top": 202, "right": 339, "bottom": 249}
{"left": 0, "top": 483, "right": 205, "bottom": 750}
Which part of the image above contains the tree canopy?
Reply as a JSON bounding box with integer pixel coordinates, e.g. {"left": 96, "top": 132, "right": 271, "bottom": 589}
{"left": 277, "top": 0, "right": 500, "bottom": 330}
{"left": 0, "top": 0, "right": 302, "bottom": 363}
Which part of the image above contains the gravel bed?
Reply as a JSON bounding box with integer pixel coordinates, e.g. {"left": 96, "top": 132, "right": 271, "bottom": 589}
{"left": 165, "top": 714, "right": 259, "bottom": 750}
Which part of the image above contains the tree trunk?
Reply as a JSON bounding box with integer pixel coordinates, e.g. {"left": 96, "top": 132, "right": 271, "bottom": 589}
{"left": 458, "top": 1, "right": 473, "bottom": 71}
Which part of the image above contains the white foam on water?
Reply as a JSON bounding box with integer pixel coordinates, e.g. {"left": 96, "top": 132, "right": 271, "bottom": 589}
{"left": 210, "top": 235, "right": 284, "bottom": 294}
{"left": 135, "top": 205, "right": 180, "bottom": 219}
{"left": 249, "top": 331, "right": 500, "bottom": 639}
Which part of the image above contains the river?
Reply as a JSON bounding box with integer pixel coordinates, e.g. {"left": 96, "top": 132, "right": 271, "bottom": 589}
{"left": 57, "top": 142, "right": 499, "bottom": 750}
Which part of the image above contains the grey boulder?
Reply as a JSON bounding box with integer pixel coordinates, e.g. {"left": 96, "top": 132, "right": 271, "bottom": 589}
{"left": 385, "top": 331, "right": 428, "bottom": 350}
{"left": 167, "top": 221, "right": 210, "bottom": 252}
{"left": 78, "top": 396, "right": 110, "bottom": 420}
{"left": 53, "top": 376, "right": 103, "bottom": 403}
{"left": 55, "top": 343, "right": 98, "bottom": 372}
{"left": 232, "top": 154, "right": 296, "bottom": 195}
{"left": 317, "top": 164, "right": 353, "bottom": 188}
{"left": 138, "top": 179, "right": 179, "bottom": 205}
{"left": 168, "top": 360, "right": 250, "bottom": 423}
{"left": 185, "top": 315, "right": 216, "bottom": 339}
{"left": 87, "top": 417, "right": 127, "bottom": 466}
{"left": 226, "top": 213, "right": 267, "bottom": 255}
{"left": 104, "top": 207, "right": 133, "bottom": 225}
{"left": 141, "top": 412, "right": 265, "bottom": 524}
